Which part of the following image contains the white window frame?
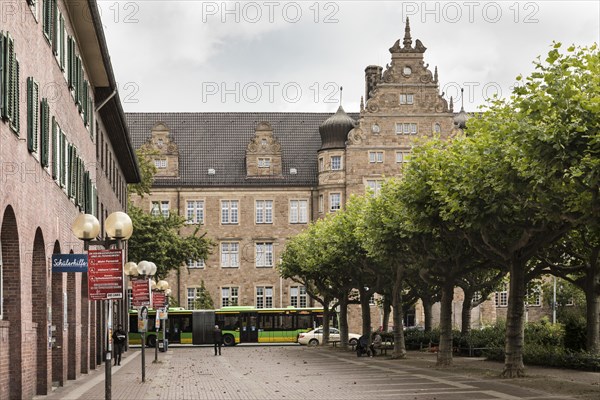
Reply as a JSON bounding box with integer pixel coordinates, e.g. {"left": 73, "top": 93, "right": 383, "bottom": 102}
{"left": 290, "top": 286, "right": 307, "bottom": 308}
{"left": 221, "top": 287, "right": 239, "bottom": 307}
{"left": 399, "top": 94, "right": 414, "bottom": 104}
{"left": 255, "top": 242, "right": 274, "bottom": 267}
{"left": 368, "top": 151, "right": 384, "bottom": 163}
{"left": 318, "top": 157, "right": 324, "bottom": 172}
{"left": 151, "top": 201, "right": 160, "bottom": 217}
{"left": 186, "top": 200, "right": 204, "bottom": 224}
{"left": 187, "top": 287, "right": 200, "bottom": 310}
{"left": 258, "top": 157, "right": 271, "bottom": 168}
{"left": 289, "top": 200, "right": 308, "bottom": 224}
{"left": 396, "top": 151, "right": 411, "bottom": 163}
{"left": 256, "top": 286, "right": 273, "bottom": 309}
{"left": 329, "top": 193, "right": 341, "bottom": 212}
{"left": 318, "top": 195, "right": 324, "bottom": 214}
{"left": 366, "top": 180, "right": 382, "bottom": 196}
{"left": 221, "top": 242, "right": 239, "bottom": 268}
{"left": 331, "top": 155, "right": 342, "bottom": 170}
{"left": 160, "top": 201, "right": 170, "bottom": 218}
{"left": 221, "top": 200, "right": 239, "bottom": 224}
{"left": 154, "top": 159, "right": 167, "bottom": 169}
{"left": 396, "top": 123, "right": 417, "bottom": 135}
{"left": 495, "top": 283, "right": 508, "bottom": 307}
{"left": 256, "top": 200, "right": 273, "bottom": 224}
{"left": 187, "top": 259, "right": 205, "bottom": 269}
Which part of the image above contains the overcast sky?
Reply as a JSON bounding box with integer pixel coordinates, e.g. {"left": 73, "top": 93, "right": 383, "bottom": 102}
{"left": 99, "top": 1, "right": 599, "bottom": 113}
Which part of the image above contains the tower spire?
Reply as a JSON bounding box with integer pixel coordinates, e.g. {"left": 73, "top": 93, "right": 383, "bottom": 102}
{"left": 460, "top": 88, "right": 465, "bottom": 111}
{"left": 434, "top": 66, "right": 438, "bottom": 83}
{"left": 403, "top": 17, "right": 412, "bottom": 49}
{"left": 449, "top": 96, "right": 454, "bottom": 112}
{"left": 339, "top": 86, "right": 343, "bottom": 106}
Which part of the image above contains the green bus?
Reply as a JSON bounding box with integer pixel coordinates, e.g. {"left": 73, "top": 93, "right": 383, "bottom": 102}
{"left": 128, "top": 306, "right": 329, "bottom": 347}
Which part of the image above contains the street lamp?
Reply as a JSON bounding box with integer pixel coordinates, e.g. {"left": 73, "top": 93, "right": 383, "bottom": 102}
{"left": 124, "top": 260, "right": 156, "bottom": 382}
{"left": 71, "top": 211, "right": 133, "bottom": 400}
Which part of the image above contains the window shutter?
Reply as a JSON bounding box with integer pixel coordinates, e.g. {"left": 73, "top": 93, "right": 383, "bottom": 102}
{"left": 67, "top": 36, "right": 73, "bottom": 89}
{"left": 27, "top": 77, "right": 40, "bottom": 153}
{"left": 89, "top": 98, "right": 94, "bottom": 139}
{"left": 82, "top": 80, "right": 88, "bottom": 125}
{"left": 3, "top": 33, "right": 14, "bottom": 122}
{"left": 0, "top": 33, "right": 5, "bottom": 118}
{"left": 51, "top": 116, "right": 58, "bottom": 178}
{"left": 60, "top": 131, "right": 66, "bottom": 187}
{"left": 52, "top": 6, "right": 59, "bottom": 55}
{"left": 40, "top": 99, "right": 49, "bottom": 167}
{"left": 59, "top": 14, "right": 65, "bottom": 70}
{"left": 43, "top": 0, "right": 53, "bottom": 41}
{"left": 11, "top": 58, "right": 19, "bottom": 134}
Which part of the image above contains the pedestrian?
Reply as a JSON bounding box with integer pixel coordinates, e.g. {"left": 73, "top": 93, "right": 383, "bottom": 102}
{"left": 112, "top": 324, "right": 127, "bottom": 366}
{"left": 214, "top": 324, "right": 223, "bottom": 356}
{"left": 370, "top": 330, "right": 382, "bottom": 357}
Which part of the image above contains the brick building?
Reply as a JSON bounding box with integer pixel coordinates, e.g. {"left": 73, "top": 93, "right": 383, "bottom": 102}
{"left": 127, "top": 21, "right": 551, "bottom": 334}
{"left": 0, "top": 1, "right": 139, "bottom": 399}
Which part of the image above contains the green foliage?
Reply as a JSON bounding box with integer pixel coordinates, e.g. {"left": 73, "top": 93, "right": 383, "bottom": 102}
{"left": 563, "top": 314, "right": 587, "bottom": 352}
{"left": 128, "top": 148, "right": 158, "bottom": 198}
{"left": 127, "top": 205, "right": 213, "bottom": 280}
{"left": 192, "top": 280, "right": 215, "bottom": 309}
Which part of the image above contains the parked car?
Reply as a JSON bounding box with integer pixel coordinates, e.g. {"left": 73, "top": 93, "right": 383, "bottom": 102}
{"left": 297, "top": 327, "right": 361, "bottom": 346}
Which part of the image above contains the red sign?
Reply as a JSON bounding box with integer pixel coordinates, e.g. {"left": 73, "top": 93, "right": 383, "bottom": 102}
{"left": 131, "top": 277, "right": 151, "bottom": 307}
{"left": 87, "top": 249, "right": 123, "bottom": 301}
{"left": 152, "top": 291, "right": 167, "bottom": 308}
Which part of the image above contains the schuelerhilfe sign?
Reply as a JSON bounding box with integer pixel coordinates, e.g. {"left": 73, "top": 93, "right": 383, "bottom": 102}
{"left": 87, "top": 249, "right": 123, "bottom": 300}
{"left": 51, "top": 254, "right": 88, "bottom": 273}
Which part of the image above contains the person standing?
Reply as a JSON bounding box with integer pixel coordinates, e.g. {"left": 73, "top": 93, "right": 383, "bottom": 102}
{"left": 112, "top": 324, "right": 127, "bottom": 366}
{"left": 214, "top": 325, "right": 223, "bottom": 356}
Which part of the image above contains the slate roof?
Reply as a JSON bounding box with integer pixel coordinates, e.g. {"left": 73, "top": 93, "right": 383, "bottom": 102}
{"left": 126, "top": 112, "right": 359, "bottom": 188}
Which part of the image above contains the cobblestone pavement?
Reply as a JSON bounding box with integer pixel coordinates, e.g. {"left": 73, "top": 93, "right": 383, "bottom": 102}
{"left": 36, "top": 345, "right": 600, "bottom": 400}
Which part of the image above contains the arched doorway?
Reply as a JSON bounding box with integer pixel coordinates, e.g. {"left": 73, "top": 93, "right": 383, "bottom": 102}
{"left": 1, "top": 206, "right": 22, "bottom": 399}
{"left": 32, "top": 228, "right": 51, "bottom": 395}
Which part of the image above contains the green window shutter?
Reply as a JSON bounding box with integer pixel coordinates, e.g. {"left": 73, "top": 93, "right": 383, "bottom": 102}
{"left": 40, "top": 99, "right": 50, "bottom": 167}
{"left": 89, "top": 99, "right": 94, "bottom": 140}
{"left": 59, "top": 15, "right": 65, "bottom": 70}
{"left": 51, "top": 115, "right": 58, "bottom": 177}
{"left": 43, "top": 0, "right": 53, "bottom": 42}
{"left": 3, "top": 33, "right": 14, "bottom": 122}
{"left": 82, "top": 80, "right": 88, "bottom": 125}
{"left": 52, "top": 5, "right": 59, "bottom": 55}
{"left": 27, "top": 78, "right": 40, "bottom": 153}
{"left": 0, "top": 33, "right": 5, "bottom": 118}
{"left": 11, "top": 58, "right": 19, "bottom": 135}
{"left": 67, "top": 36, "right": 73, "bottom": 88}
{"left": 75, "top": 56, "right": 82, "bottom": 109}
{"left": 70, "top": 147, "right": 77, "bottom": 199}
{"left": 60, "top": 131, "right": 66, "bottom": 187}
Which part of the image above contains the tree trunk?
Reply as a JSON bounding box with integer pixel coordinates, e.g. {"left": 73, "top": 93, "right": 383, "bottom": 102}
{"left": 585, "top": 264, "right": 600, "bottom": 355}
{"left": 339, "top": 296, "right": 349, "bottom": 348}
{"left": 461, "top": 289, "right": 473, "bottom": 336}
{"left": 322, "top": 299, "right": 331, "bottom": 346}
{"left": 502, "top": 261, "right": 526, "bottom": 377}
{"left": 422, "top": 298, "right": 433, "bottom": 332}
{"left": 359, "top": 287, "right": 372, "bottom": 337}
{"left": 391, "top": 266, "right": 406, "bottom": 359}
{"left": 382, "top": 296, "right": 391, "bottom": 332}
{"left": 437, "top": 282, "right": 454, "bottom": 367}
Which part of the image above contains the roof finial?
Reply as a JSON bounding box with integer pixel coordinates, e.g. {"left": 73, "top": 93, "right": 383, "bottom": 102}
{"left": 434, "top": 66, "right": 438, "bottom": 83}
{"left": 460, "top": 88, "right": 465, "bottom": 111}
{"left": 339, "top": 86, "right": 343, "bottom": 106}
{"left": 449, "top": 96, "right": 454, "bottom": 112}
{"left": 360, "top": 96, "right": 364, "bottom": 112}
{"left": 403, "top": 17, "right": 412, "bottom": 49}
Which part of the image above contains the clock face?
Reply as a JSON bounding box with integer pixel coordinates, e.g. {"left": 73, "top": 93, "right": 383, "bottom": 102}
{"left": 403, "top": 66, "right": 412, "bottom": 76}
{"left": 371, "top": 124, "right": 380, "bottom": 133}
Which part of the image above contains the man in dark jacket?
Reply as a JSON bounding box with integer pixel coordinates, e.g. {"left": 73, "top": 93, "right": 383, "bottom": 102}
{"left": 214, "top": 325, "right": 223, "bottom": 355}
{"left": 112, "top": 324, "right": 127, "bottom": 365}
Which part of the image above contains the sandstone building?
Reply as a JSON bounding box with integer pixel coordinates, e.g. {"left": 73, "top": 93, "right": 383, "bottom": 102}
{"left": 128, "top": 21, "right": 551, "bottom": 333}
{"left": 0, "top": 1, "right": 139, "bottom": 398}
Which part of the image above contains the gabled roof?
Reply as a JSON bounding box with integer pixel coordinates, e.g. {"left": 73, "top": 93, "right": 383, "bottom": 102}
{"left": 126, "top": 112, "right": 358, "bottom": 188}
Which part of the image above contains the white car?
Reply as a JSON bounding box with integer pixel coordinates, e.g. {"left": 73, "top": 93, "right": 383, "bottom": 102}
{"left": 298, "top": 327, "right": 361, "bottom": 346}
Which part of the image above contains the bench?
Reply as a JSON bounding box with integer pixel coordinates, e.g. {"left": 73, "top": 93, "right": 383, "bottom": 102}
{"left": 373, "top": 341, "right": 394, "bottom": 356}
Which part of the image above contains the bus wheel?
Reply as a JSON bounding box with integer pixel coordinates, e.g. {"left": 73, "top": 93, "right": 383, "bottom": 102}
{"left": 223, "top": 334, "right": 235, "bottom": 346}
{"left": 308, "top": 339, "right": 319, "bottom": 346}
{"left": 147, "top": 335, "right": 157, "bottom": 348}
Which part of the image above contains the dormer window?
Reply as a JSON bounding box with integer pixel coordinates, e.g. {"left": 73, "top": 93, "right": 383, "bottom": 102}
{"left": 261, "top": 139, "right": 267, "bottom": 146}
{"left": 154, "top": 159, "right": 167, "bottom": 169}
{"left": 258, "top": 158, "right": 271, "bottom": 168}
{"left": 157, "top": 138, "right": 164, "bottom": 148}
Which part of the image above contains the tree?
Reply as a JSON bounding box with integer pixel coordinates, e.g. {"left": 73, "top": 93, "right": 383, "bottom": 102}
{"left": 193, "top": 280, "right": 215, "bottom": 309}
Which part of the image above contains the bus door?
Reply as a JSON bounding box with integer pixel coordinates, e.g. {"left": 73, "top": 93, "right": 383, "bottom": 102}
{"left": 240, "top": 313, "right": 258, "bottom": 343}
{"left": 169, "top": 317, "right": 182, "bottom": 343}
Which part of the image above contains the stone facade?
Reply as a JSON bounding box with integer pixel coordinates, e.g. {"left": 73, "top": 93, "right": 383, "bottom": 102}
{"left": 0, "top": 1, "right": 138, "bottom": 399}
{"left": 128, "top": 20, "right": 552, "bottom": 334}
